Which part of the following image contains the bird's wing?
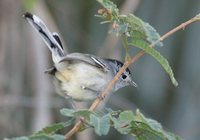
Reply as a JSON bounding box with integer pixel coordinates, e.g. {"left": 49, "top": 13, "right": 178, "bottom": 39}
{"left": 59, "top": 53, "right": 110, "bottom": 72}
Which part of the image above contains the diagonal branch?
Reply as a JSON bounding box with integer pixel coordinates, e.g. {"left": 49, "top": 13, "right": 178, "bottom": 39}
{"left": 64, "top": 14, "right": 200, "bottom": 140}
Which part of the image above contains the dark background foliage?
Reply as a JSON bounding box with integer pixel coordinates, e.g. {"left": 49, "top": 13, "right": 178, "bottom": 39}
{"left": 0, "top": 0, "right": 200, "bottom": 139}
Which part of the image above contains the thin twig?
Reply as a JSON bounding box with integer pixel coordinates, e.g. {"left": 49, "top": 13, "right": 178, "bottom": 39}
{"left": 64, "top": 14, "right": 200, "bottom": 140}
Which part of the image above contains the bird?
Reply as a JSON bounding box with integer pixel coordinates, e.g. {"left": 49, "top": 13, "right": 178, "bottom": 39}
{"left": 23, "top": 12, "right": 137, "bottom": 102}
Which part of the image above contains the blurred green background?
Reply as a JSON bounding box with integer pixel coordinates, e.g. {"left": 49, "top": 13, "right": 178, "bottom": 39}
{"left": 0, "top": 0, "right": 200, "bottom": 139}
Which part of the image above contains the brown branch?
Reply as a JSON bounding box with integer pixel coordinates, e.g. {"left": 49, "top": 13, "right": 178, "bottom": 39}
{"left": 64, "top": 14, "right": 200, "bottom": 140}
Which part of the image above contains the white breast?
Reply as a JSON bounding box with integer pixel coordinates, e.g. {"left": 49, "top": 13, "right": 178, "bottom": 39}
{"left": 54, "top": 62, "right": 113, "bottom": 101}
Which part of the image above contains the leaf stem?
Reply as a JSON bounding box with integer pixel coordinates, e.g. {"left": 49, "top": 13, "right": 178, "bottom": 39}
{"left": 64, "top": 14, "right": 200, "bottom": 140}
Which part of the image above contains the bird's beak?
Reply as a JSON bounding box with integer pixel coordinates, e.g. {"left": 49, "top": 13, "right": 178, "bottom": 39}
{"left": 129, "top": 80, "right": 138, "bottom": 87}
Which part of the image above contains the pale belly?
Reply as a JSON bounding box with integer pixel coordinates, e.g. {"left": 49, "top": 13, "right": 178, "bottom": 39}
{"left": 54, "top": 62, "right": 112, "bottom": 101}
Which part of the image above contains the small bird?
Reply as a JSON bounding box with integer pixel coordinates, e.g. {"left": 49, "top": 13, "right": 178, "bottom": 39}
{"left": 23, "top": 12, "right": 137, "bottom": 101}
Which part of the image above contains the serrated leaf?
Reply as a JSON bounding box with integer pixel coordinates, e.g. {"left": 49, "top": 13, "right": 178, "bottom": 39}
{"left": 106, "top": 108, "right": 121, "bottom": 117}
{"left": 111, "top": 111, "right": 135, "bottom": 134}
{"left": 111, "top": 117, "right": 132, "bottom": 135}
{"left": 35, "top": 123, "right": 65, "bottom": 135}
{"left": 97, "top": 1, "right": 163, "bottom": 48}
{"left": 60, "top": 108, "right": 94, "bottom": 121}
{"left": 90, "top": 114, "right": 110, "bottom": 136}
{"left": 110, "top": 109, "right": 181, "bottom": 140}
{"left": 4, "top": 137, "right": 29, "bottom": 140}
{"left": 97, "top": 0, "right": 119, "bottom": 20}
{"left": 97, "top": 0, "right": 117, "bottom": 10}
{"left": 143, "top": 22, "right": 163, "bottom": 47}
{"left": 34, "top": 120, "right": 75, "bottom": 135}
{"left": 119, "top": 111, "right": 135, "bottom": 122}
{"left": 122, "top": 14, "right": 146, "bottom": 36}
{"left": 132, "top": 122, "right": 165, "bottom": 140}
{"left": 97, "top": 0, "right": 178, "bottom": 85}
{"left": 73, "top": 110, "right": 93, "bottom": 120}
{"left": 129, "top": 39, "right": 178, "bottom": 86}
{"left": 29, "top": 134, "right": 64, "bottom": 140}
{"left": 51, "top": 135, "right": 65, "bottom": 140}
{"left": 60, "top": 108, "right": 75, "bottom": 117}
{"left": 5, "top": 135, "right": 65, "bottom": 140}
{"left": 132, "top": 120, "right": 181, "bottom": 140}
{"left": 132, "top": 110, "right": 181, "bottom": 140}
{"left": 118, "top": 14, "right": 163, "bottom": 47}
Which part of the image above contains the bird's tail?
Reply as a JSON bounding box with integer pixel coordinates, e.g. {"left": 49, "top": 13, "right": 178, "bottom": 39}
{"left": 23, "top": 12, "right": 65, "bottom": 63}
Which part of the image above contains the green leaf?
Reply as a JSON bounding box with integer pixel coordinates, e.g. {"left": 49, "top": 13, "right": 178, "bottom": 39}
{"left": 97, "top": 1, "right": 163, "bottom": 48}
{"left": 60, "top": 108, "right": 93, "bottom": 120}
{"left": 96, "top": 0, "right": 179, "bottom": 86}
{"left": 116, "top": 14, "right": 163, "bottom": 47}
{"left": 119, "top": 111, "right": 135, "bottom": 122}
{"left": 34, "top": 120, "right": 75, "bottom": 135}
{"left": 129, "top": 39, "right": 178, "bottom": 86}
{"left": 5, "top": 135, "right": 65, "bottom": 140}
{"left": 143, "top": 22, "right": 163, "bottom": 47}
{"left": 73, "top": 110, "right": 94, "bottom": 120}
{"left": 4, "top": 137, "right": 29, "bottom": 140}
{"left": 120, "top": 14, "right": 147, "bottom": 38}
{"left": 110, "top": 109, "right": 181, "bottom": 140}
{"left": 106, "top": 108, "right": 121, "bottom": 116}
{"left": 110, "top": 111, "right": 135, "bottom": 134}
{"left": 111, "top": 117, "right": 132, "bottom": 135}
{"left": 110, "top": 22, "right": 129, "bottom": 36}
{"left": 97, "top": 0, "right": 119, "bottom": 20}
{"left": 132, "top": 110, "right": 181, "bottom": 140}
{"left": 60, "top": 108, "right": 75, "bottom": 117}
{"left": 90, "top": 114, "right": 110, "bottom": 136}
{"left": 29, "top": 134, "right": 65, "bottom": 140}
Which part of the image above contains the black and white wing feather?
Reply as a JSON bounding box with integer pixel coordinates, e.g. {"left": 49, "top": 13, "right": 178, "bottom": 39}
{"left": 60, "top": 53, "right": 110, "bottom": 72}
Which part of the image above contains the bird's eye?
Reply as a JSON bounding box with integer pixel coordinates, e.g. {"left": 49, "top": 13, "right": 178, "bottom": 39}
{"left": 122, "top": 74, "right": 127, "bottom": 79}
